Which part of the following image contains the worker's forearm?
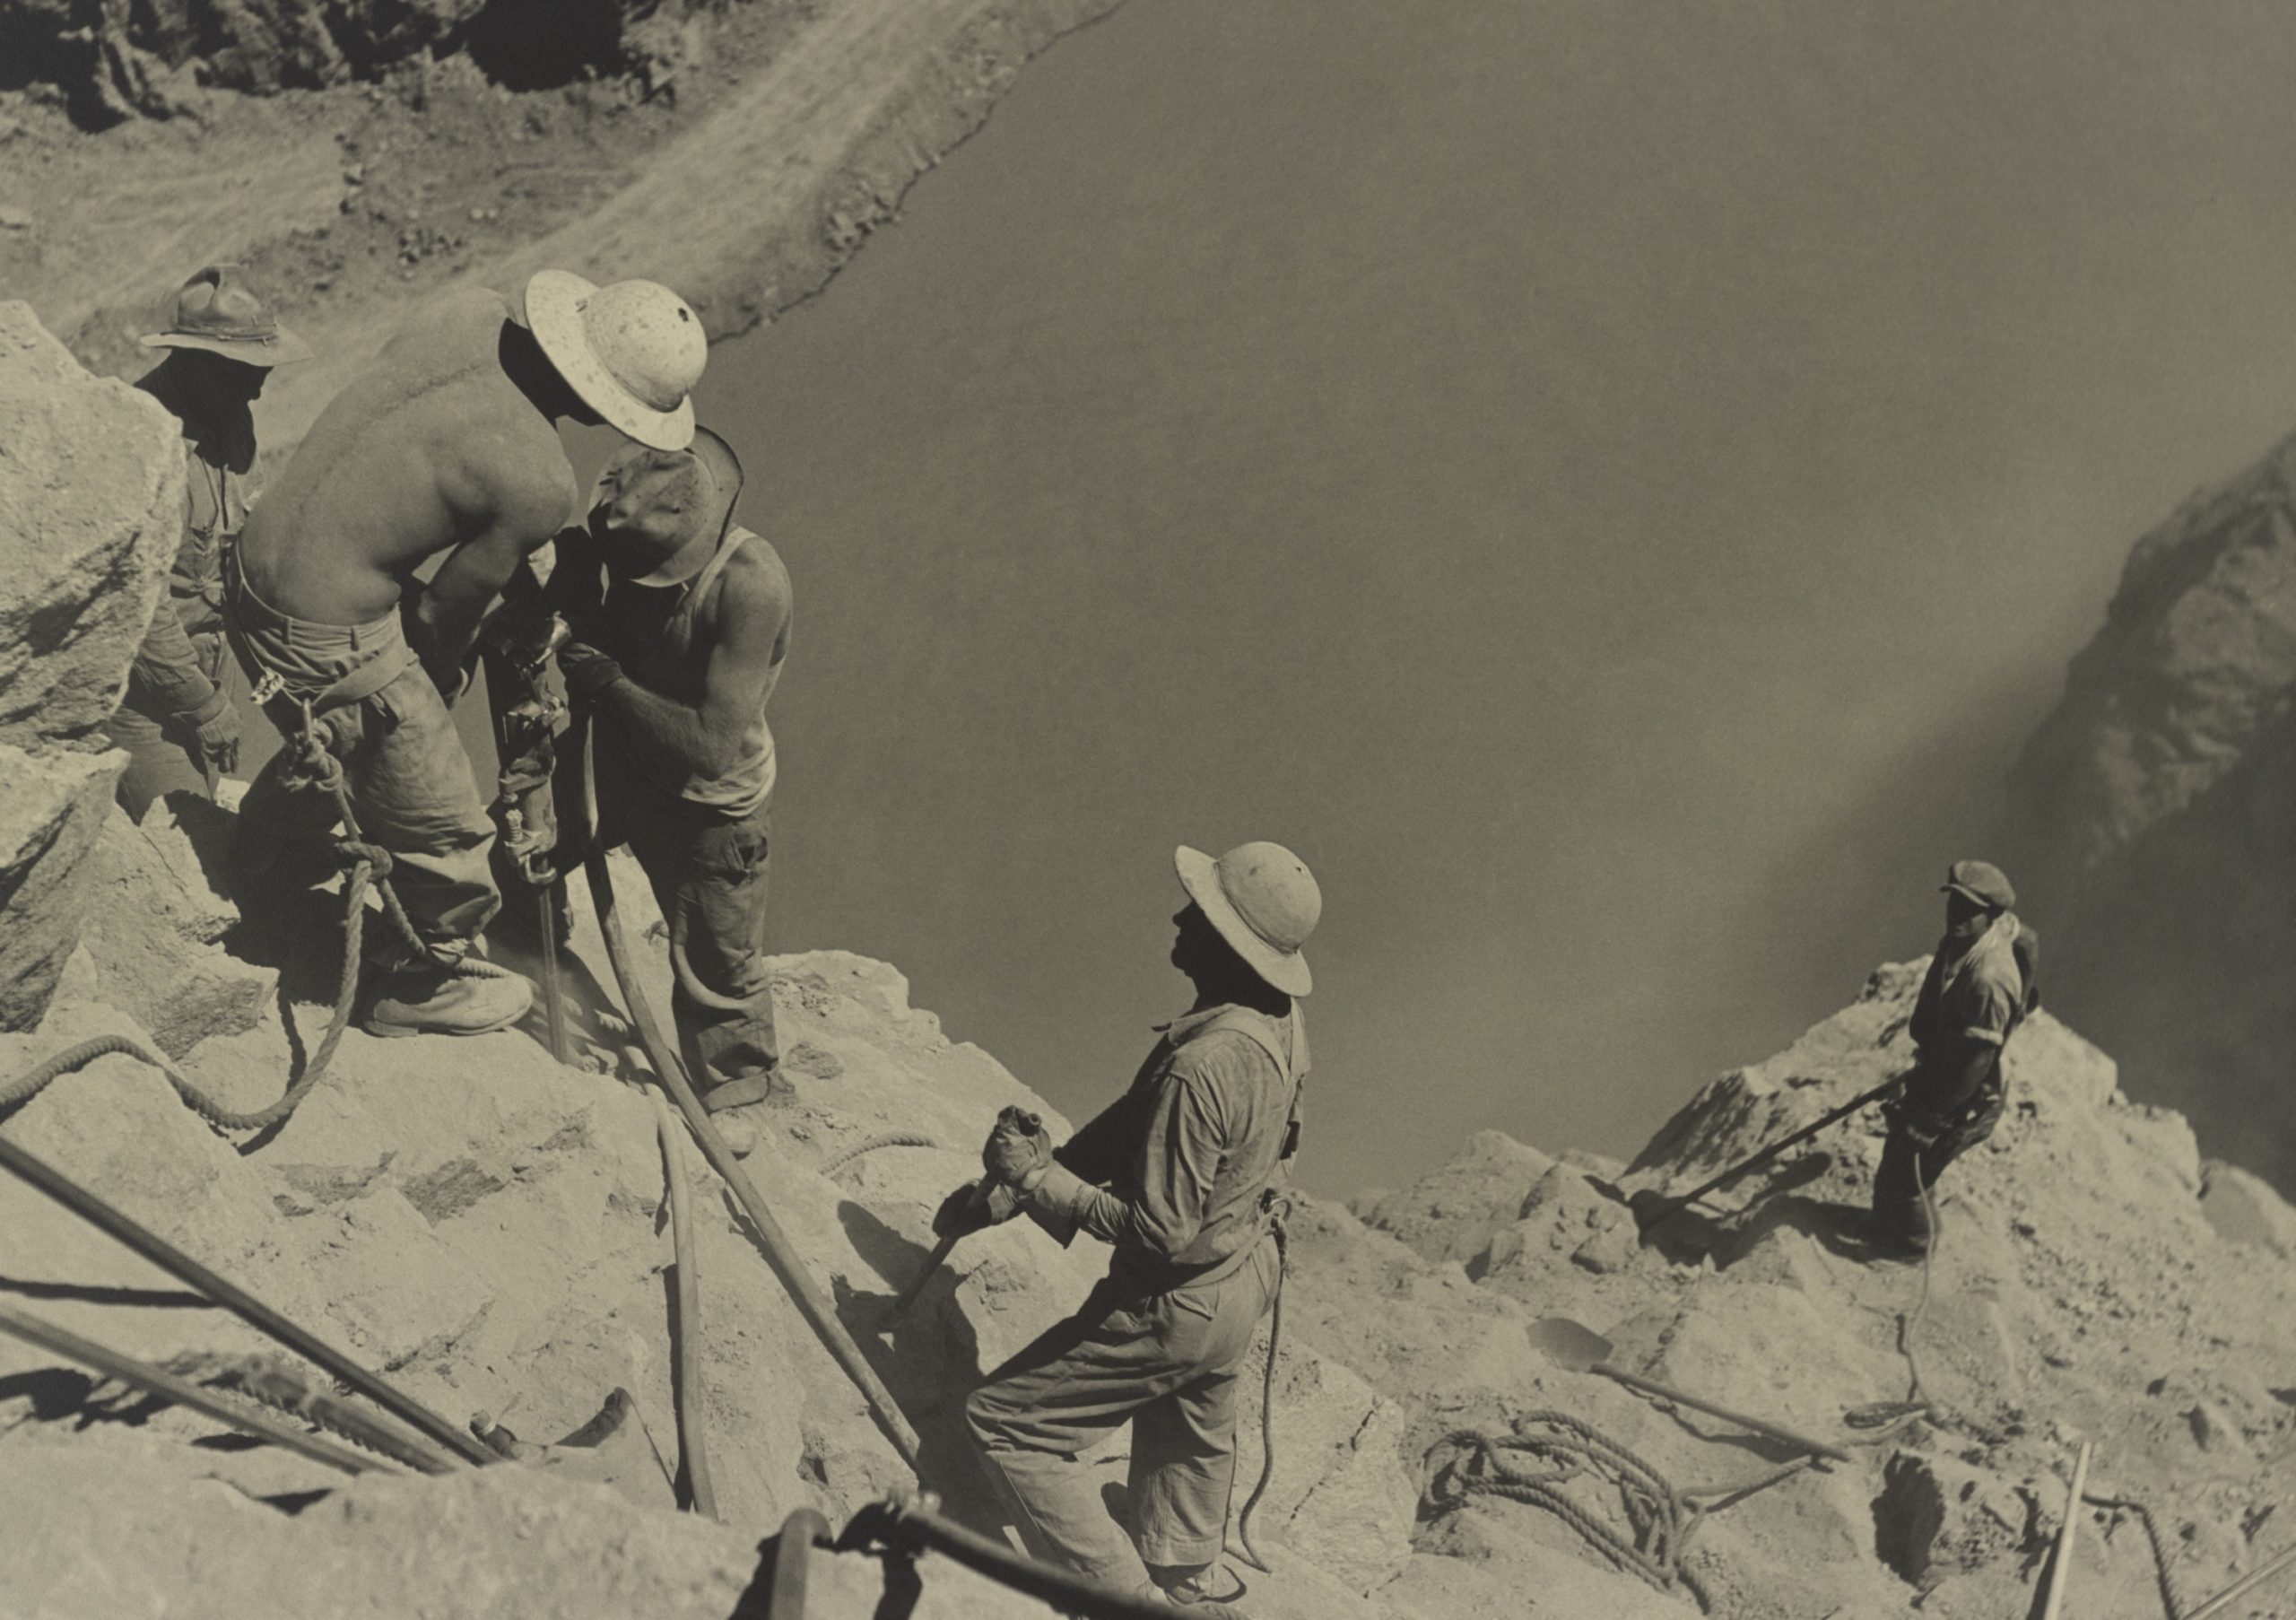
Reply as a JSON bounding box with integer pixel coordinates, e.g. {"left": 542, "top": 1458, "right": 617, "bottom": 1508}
{"left": 1022, "top": 1164, "right": 1199, "bottom": 1259}
{"left": 591, "top": 679, "right": 733, "bottom": 780}
{"left": 131, "top": 607, "right": 222, "bottom": 721}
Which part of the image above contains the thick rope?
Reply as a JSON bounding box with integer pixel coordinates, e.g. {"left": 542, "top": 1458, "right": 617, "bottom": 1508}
{"left": 1845, "top": 1146, "right": 1943, "bottom": 1433}
{"left": 0, "top": 710, "right": 507, "bottom": 1137}
{"left": 1425, "top": 1411, "right": 1727, "bottom": 1607}
{"left": 819, "top": 1133, "right": 942, "bottom": 1180}
{"left": 2084, "top": 1492, "right": 2184, "bottom": 1620}
{"left": 1230, "top": 1215, "right": 1289, "bottom": 1574}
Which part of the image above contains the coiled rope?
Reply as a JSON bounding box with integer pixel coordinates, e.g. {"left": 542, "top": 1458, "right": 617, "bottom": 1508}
{"left": 0, "top": 706, "right": 507, "bottom": 1137}
{"left": 1424, "top": 1410, "right": 1728, "bottom": 1607}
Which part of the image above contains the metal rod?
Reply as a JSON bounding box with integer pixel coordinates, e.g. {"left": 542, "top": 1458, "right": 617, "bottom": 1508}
{"left": 2039, "top": 1440, "right": 2094, "bottom": 1620}
{"left": 1596, "top": 1366, "right": 1854, "bottom": 1463}
{"left": 651, "top": 1089, "right": 718, "bottom": 1520}
{"left": 586, "top": 853, "right": 924, "bottom": 1474}
{"left": 1641, "top": 1075, "right": 1905, "bottom": 1227}
{"left": 0, "top": 1133, "right": 493, "bottom": 1468}
{"left": 2186, "top": 1538, "right": 2296, "bottom": 1620}
{"left": 0, "top": 1302, "right": 387, "bottom": 1477}
{"left": 837, "top": 1495, "right": 1178, "bottom": 1620}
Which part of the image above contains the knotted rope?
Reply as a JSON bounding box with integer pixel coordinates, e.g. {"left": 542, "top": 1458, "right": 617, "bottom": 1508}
{"left": 1, "top": 700, "right": 506, "bottom": 1137}
{"left": 1424, "top": 1410, "right": 1727, "bottom": 1607}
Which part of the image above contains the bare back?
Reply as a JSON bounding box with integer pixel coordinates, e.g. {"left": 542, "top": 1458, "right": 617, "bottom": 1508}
{"left": 240, "top": 286, "right": 578, "bottom": 628}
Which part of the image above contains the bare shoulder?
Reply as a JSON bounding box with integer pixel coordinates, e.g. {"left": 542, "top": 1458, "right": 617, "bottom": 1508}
{"left": 717, "top": 529, "right": 793, "bottom": 623}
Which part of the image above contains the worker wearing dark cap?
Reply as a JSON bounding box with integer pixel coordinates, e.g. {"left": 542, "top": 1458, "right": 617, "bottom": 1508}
{"left": 1870, "top": 859, "right": 2039, "bottom": 1258}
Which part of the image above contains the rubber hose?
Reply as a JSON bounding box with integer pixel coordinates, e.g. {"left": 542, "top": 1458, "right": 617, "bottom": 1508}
{"left": 652, "top": 1089, "right": 718, "bottom": 1520}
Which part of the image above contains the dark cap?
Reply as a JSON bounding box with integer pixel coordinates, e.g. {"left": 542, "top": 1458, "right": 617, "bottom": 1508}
{"left": 1941, "top": 859, "right": 2016, "bottom": 910}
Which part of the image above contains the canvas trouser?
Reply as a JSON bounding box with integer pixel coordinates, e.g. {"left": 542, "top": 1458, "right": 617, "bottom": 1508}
{"left": 1871, "top": 1078, "right": 2006, "bottom": 1251}
{"left": 965, "top": 1235, "right": 1280, "bottom": 1589}
{"left": 594, "top": 771, "right": 779, "bottom": 1090}
{"left": 105, "top": 627, "right": 232, "bottom": 819}
{"left": 222, "top": 546, "right": 498, "bottom": 965}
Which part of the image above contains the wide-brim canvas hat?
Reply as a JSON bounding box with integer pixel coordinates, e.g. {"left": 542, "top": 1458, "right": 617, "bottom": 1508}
{"left": 522, "top": 269, "right": 703, "bottom": 453}
{"left": 139, "top": 265, "right": 310, "bottom": 367}
{"left": 1176, "top": 842, "right": 1320, "bottom": 997}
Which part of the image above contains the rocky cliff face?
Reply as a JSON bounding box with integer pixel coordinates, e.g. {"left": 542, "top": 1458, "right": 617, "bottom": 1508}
{"left": 6, "top": 832, "right": 2293, "bottom": 1617}
{"left": 2007, "top": 432, "right": 2296, "bottom": 1196}
{"left": 0, "top": 302, "right": 182, "bottom": 1032}
{"left": 0, "top": 0, "right": 693, "bottom": 124}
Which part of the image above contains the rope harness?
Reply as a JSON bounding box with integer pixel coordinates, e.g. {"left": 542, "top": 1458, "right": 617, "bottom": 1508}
{"left": 1229, "top": 1197, "right": 1291, "bottom": 1575}
{"left": 1, "top": 697, "right": 509, "bottom": 1137}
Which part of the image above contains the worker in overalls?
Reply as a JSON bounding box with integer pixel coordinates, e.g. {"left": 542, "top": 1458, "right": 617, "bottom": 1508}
{"left": 538, "top": 427, "right": 792, "bottom": 1148}
{"left": 1869, "top": 859, "right": 2039, "bottom": 1258}
{"left": 956, "top": 841, "right": 1318, "bottom": 1616}
{"left": 105, "top": 266, "right": 309, "bottom": 820}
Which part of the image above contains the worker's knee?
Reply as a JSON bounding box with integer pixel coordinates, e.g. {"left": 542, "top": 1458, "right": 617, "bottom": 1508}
{"left": 964, "top": 1381, "right": 1021, "bottom": 1455}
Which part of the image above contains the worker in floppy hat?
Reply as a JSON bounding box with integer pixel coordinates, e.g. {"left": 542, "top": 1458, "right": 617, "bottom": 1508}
{"left": 530, "top": 425, "right": 792, "bottom": 1148}
{"left": 953, "top": 841, "right": 1320, "bottom": 1615}
{"left": 104, "top": 266, "right": 310, "bottom": 820}
{"left": 1868, "top": 859, "right": 2040, "bottom": 1259}
{"left": 227, "top": 269, "right": 705, "bottom": 1038}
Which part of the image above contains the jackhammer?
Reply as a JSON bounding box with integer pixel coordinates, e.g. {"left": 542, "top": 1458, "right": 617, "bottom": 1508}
{"left": 482, "top": 608, "right": 574, "bottom": 1063}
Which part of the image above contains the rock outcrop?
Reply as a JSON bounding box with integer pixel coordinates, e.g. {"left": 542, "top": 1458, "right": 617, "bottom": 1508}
{"left": 0, "top": 0, "right": 693, "bottom": 124}
{"left": 12, "top": 860, "right": 2292, "bottom": 1617}
{"left": 2007, "top": 431, "right": 2296, "bottom": 1195}
{"left": 0, "top": 301, "right": 181, "bottom": 1032}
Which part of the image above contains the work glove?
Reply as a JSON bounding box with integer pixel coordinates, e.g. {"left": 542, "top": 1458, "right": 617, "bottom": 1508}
{"left": 982, "top": 1106, "right": 1055, "bottom": 1189}
{"left": 556, "top": 640, "right": 625, "bottom": 701}
{"left": 187, "top": 703, "right": 240, "bottom": 777}
{"left": 931, "top": 1179, "right": 1020, "bottom": 1240}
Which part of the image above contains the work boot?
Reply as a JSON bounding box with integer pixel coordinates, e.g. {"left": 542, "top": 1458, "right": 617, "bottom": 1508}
{"left": 1146, "top": 1566, "right": 1255, "bottom": 1617}
{"left": 698, "top": 1067, "right": 786, "bottom": 1158}
{"left": 365, "top": 963, "right": 533, "bottom": 1038}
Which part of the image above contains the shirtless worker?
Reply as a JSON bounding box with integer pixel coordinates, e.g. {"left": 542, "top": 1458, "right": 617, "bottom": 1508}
{"left": 950, "top": 841, "right": 1320, "bottom": 1617}
{"left": 1868, "top": 859, "right": 2040, "bottom": 1259}
{"left": 106, "top": 266, "right": 310, "bottom": 819}
{"left": 227, "top": 270, "right": 708, "bottom": 1038}
{"left": 535, "top": 425, "right": 793, "bottom": 1142}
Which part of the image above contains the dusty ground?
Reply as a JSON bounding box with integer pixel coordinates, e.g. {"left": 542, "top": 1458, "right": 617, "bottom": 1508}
{"left": 0, "top": 0, "right": 1126, "bottom": 460}
{"left": 5, "top": 793, "right": 2295, "bottom": 1617}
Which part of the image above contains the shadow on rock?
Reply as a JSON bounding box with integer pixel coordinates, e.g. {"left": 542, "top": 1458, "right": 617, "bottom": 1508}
{"left": 829, "top": 1199, "right": 1004, "bottom": 1527}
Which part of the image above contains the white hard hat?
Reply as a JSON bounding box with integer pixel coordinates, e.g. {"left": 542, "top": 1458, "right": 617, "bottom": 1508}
{"left": 521, "top": 270, "right": 706, "bottom": 451}
{"left": 1175, "top": 841, "right": 1321, "bottom": 996}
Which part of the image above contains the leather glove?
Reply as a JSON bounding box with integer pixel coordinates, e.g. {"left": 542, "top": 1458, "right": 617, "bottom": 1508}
{"left": 556, "top": 640, "right": 625, "bottom": 701}
{"left": 981, "top": 1106, "right": 1054, "bottom": 1189}
{"left": 192, "top": 705, "right": 240, "bottom": 776}
{"left": 931, "top": 1179, "right": 1020, "bottom": 1240}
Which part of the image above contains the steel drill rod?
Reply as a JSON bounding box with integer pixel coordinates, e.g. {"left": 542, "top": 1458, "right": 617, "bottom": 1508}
{"left": 651, "top": 1088, "right": 719, "bottom": 1520}
{"left": 2186, "top": 1538, "right": 2296, "bottom": 1620}
{"left": 2039, "top": 1439, "right": 2094, "bottom": 1620}
{"left": 0, "top": 1133, "right": 494, "bottom": 1467}
{"left": 1596, "top": 1365, "right": 1853, "bottom": 1463}
{"left": 1641, "top": 1074, "right": 1905, "bottom": 1226}
{"left": 586, "top": 853, "right": 924, "bottom": 1474}
{"left": 0, "top": 1302, "right": 387, "bottom": 1476}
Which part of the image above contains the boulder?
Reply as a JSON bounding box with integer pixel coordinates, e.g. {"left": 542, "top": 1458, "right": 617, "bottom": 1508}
{"left": 2198, "top": 1160, "right": 2296, "bottom": 1259}
{"left": 0, "top": 302, "right": 182, "bottom": 1032}
{"left": 0, "top": 746, "right": 126, "bottom": 1032}
{"left": 0, "top": 302, "right": 181, "bottom": 748}
{"left": 74, "top": 802, "right": 275, "bottom": 1055}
